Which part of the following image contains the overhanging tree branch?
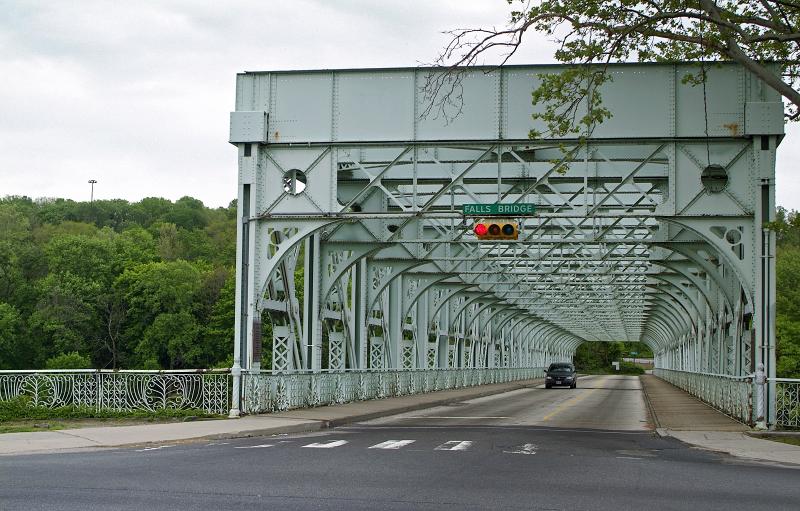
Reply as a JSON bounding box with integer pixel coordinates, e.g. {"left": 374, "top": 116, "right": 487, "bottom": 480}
{"left": 425, "top": 0, "right": 800, "bottom": 128}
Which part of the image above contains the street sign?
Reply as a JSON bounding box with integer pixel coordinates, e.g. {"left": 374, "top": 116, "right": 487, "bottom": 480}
{"left": 630, "top": 351, "right": 638, "bottom": 356}
{"left": 462, "top": 203, "right": 537, "bottom": 216}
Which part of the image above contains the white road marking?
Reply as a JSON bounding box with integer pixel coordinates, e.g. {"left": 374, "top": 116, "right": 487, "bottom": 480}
{"left": 368, "top": 440, "right": 416, "bottom": 450}
{"left": 405, "top": 416, "right": 508, "bottom": 419}
{"left": 301, "top": 440, "right": 348, "bottom": 449}
{"left": 234, "top": 444, "right": 274, "bottom": 449}
{"left": 616, "top": 456, "right": 643, "bottom": 460}
{"left": 135, "top": 445, "right": 174, "bottom": 452}
{"left": 205, "top": 442, "right": 229, "bottom": 446}
{"left": 435, "top": 441, "right": 473, "bottom": 451}
{"left": 504, "top": 443, "right": 537, "bottom": 455}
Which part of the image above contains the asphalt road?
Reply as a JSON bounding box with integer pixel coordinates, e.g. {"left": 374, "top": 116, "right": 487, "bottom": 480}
{"left": 1, "top": 375, "right": 797, "bottom": 510}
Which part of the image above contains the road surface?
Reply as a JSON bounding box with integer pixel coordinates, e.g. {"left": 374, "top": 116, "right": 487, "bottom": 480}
{"left": 1, "top": 375, "right": 797, "bottom": 510}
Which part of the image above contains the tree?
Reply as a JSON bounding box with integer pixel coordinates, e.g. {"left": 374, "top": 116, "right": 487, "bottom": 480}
{"left": 0, "top": 195, "right": 239, "bottom": 370}
{"left": 115, "top": 260, "right": 204, "bottom": 365}
{"left": 0, "top": 302, "right": 23, "bottom": 369}
{"left": 431, "top": 0, "right": 800, "bottom": 135}
{"left": 776, "top": 246, "right": 800, "bottom": 377}
{"left": 44, "top": 351, "right": 92, "bottom": 370}
{"left": 0, "top": 205, "right": 32, "bottom": 304}
{"left": 155, "top": 223, "right": 182, "bottom": 261}
{"left": 138, "top": 311, "right": 201, "bottom": 369}
{"left": 204, "top": 270, "right": 236, "bottom": 368}
{"left": 28, "top": 272, "right": 101, "bottom": 366}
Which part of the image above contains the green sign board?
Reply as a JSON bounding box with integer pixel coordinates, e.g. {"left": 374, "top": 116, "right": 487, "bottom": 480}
{"left": 462, "top": 203, "right": 537, "bottom": 216}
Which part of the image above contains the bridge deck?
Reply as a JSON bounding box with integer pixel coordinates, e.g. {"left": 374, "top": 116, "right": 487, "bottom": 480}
{"left": 641, "top": 375, "right": 748, "bottom": 431}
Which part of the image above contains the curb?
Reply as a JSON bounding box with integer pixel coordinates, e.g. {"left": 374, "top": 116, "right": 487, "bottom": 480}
{"left": 216, "top": 379, "right": 543, "bottom": 436}
{"left": 638, "top": 375, "right": 662, "bottom": 430}
{"left": 654, "top": 428, "right": 670, "bottom": 438}
{"left": 1, "top": 379, "right": 543, "bottom": 454}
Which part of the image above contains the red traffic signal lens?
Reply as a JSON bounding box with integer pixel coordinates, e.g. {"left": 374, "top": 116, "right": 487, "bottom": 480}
{"left": 488, "top": 224, "right": 501, "bottom": 235}
{"left": 502, "top": 223, "right": 515, "bottom": 235}
{"left": 474, "top": 223, "right": 488, "bottom": 236}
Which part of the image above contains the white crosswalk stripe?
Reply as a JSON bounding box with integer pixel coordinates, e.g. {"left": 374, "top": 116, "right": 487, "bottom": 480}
{"left": 434, "top": 441, "right": 473, "bottom": 451}
{"left": 135, "top": 445, "right": 174, "bottom": 452}
{"left": 504, "top": 443, "right": 537, "bottom": 455}
{"left": 301, "top": 440, "right": 349, "bottom": 449}
{"left": 368, "top": 440, "right": 416, "bottom": 450}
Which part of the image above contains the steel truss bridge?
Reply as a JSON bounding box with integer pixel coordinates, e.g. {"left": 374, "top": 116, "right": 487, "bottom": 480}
{"left": 228, "top": 63, "right": 783, "bottom": 424}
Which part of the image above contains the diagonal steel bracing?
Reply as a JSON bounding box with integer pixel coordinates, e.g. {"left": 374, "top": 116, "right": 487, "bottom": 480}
{"left": 230, "top": 62, "right": 781, "bottom": 423}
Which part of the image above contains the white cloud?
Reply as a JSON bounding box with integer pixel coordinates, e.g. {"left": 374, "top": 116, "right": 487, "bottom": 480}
{"left": 0, "top": 1, "right": 796, "bottom": 210}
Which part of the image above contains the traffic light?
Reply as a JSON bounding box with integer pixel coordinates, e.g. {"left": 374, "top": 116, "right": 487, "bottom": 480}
{"left": 473, "top": 219, "right": 518, "bottom": 240}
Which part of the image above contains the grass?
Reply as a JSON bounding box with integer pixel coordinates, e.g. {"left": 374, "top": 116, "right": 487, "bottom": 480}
{"left": 760, "top": 435, "right": 800, "bottom": 447}
{"left": 0, "top": 396, "right": 224, "bottom": 434}
{"left": 0, "top": 423, "right": 68, "bottom": 434}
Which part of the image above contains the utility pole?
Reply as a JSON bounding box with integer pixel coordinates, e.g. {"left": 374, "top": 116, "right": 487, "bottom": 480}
{"left": 88, "top": 179, "right": 97, "bottom": 203}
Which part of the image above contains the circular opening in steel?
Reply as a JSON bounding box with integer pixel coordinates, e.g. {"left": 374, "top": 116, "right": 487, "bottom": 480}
{"left": 701, "top": 164, "right": 728, "bottom": 194}
{"left": 725, "top": 229, "right": 742, "bottom": 245}
{"left": 283, "top": 169, "right": 307, "bottom": 195}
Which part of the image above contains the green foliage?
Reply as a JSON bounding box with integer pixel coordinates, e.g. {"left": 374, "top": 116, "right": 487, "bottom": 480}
{"left": 44, "top": 352, "right": 92, "bottom": 369}
{"left": 574, "top": 341, "right": 623, "bottom": 370}
{"left": 618, "top": 361, "right": 645, "bottom": 375}
{"left": 620, "top": 342, "right": 654, "bottom": 359}
{"left": 438, "top": 1, "right": 800, "bottom": 129}
{"left": 773, "top": 210, "right": 800, "bottom": 378}
{"left": 0, "top": 396, "right": 220, "bottom": 422}
{"left": 139, "top": 311, "right": 201, "bottom": 368}
{"left": 0, "top": 196, "right": 238, "bottom": 370}
{"left": 0, "top": 302, "right": 23, "bottom": 368}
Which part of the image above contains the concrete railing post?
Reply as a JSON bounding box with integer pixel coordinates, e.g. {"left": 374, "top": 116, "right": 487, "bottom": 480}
{"left": 754, "top": 362, "right": 766, "bottom": 430}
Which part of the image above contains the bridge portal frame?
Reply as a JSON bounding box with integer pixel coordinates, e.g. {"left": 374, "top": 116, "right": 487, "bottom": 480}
{"left": 229, "top": 62, "right": 782, "bottom": 424}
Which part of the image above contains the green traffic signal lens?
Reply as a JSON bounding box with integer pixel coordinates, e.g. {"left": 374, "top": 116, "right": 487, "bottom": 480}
{"left": 502, "top": 224, "right": 515, "bottom": 235}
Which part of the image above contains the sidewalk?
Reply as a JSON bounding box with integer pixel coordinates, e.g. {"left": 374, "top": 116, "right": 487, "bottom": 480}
{"left": 0, "top": 378, "right": 542, "bottom": 456}
{"left": 641, "top": 374, "right": 800, "bottom": 466}
{"left": 5, "top": 375, "right": 799, "bottom": 466}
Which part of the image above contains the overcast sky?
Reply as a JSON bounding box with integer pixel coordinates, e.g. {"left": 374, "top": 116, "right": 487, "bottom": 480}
{"left": 1, "top": 1, "right": 798, "bottom": 210}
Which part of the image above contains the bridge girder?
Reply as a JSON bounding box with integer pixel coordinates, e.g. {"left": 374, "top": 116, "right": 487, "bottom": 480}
{"left": 231, "top": 62, "right": 781, "bottom": 423}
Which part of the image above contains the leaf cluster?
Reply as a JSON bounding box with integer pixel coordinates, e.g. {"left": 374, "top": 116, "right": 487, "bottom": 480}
{"left": 428, "top": 0, "right": 800, "bottom": 137}
{"left": 0, "top": 196, "right": 237, "bottom": 371}
{"left": 771, "top": 207, "right": 800, "bottom": 378}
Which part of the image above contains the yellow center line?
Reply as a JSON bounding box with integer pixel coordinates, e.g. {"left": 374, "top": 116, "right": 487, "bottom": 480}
{"left": 541, "top": 376, "right": 605, "bottom": 422}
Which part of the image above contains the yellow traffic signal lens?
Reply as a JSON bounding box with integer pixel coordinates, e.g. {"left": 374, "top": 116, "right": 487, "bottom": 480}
{"left": 488, "top": 224, "right": 501, "bottom": 235}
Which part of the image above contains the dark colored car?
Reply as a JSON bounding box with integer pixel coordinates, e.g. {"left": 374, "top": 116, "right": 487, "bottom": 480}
{"left": 545, "top": 363, "right": 577, "bottom": 389}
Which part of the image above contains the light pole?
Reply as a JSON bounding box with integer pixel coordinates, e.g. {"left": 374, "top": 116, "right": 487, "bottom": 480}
{"left": 88, "top": 179, "right": 97, "bottom": 203}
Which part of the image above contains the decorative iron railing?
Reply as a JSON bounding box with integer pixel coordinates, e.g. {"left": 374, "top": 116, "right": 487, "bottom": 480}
{"left": 0, "top": 370, "right": 231, "bottom": 415}
{"left": 653, "top": 368, "right": 753, "bottom": 425}
{"left": 240, "top": 367, "right": 544, "bottom": 414}
{"left": 773, "top": 378, "right": 800, "bottom": 429}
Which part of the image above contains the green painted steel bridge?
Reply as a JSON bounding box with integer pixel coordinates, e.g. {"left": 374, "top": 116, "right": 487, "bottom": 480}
{"left": 227, "top": 63, "right": 784, "bottom": 426}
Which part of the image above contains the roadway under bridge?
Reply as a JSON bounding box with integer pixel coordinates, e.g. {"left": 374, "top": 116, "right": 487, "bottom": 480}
{"left": 228, "top": 62, "right": 783, "bottom": 424}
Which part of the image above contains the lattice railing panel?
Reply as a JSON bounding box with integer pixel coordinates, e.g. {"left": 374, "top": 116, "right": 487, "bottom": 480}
{"left": 0, "top": 370, "right": 231, "bottom": 415}
{"left": 241, "top": 367, "right": 545, "bottom": 414}
{"left": 774, "top": 379, "right": 800, "bottom": 429}
{"left": 654, "top": 368, "right": 752, "bottom": 425}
